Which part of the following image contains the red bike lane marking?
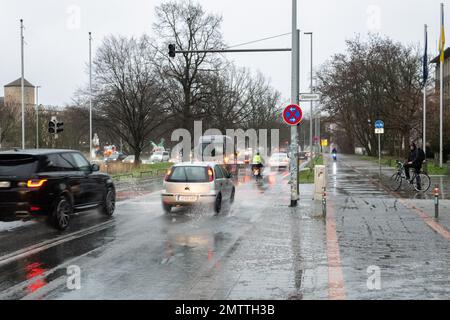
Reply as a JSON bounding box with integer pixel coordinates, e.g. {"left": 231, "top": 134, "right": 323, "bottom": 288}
{"left": 326, "top": 200, "right": 347, "bottom": 300}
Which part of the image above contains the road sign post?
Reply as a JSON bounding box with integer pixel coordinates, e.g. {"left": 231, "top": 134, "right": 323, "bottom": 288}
{"left": 375, "top": 120, "right": 385, "bottom": 178}
{"left": 283, "top": 103, "right": 303, "bottom": 207}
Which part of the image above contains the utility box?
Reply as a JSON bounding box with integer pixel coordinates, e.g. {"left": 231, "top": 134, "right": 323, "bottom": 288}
{"left": 314, "top": 165, "right": 327, "bottom": 201}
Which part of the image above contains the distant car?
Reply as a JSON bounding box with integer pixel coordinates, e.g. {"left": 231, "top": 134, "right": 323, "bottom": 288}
{"left": 150, "top": 151, "right": 170, "bottom": 163}
{"left": 269, "top": 153, "right": 289, "bottom": 170}
{"left": 0, "top": 149, "right": 115, "bottom": 230}
{"left": 161, "top": 162, "right": 235, "bottom": 214}
{"left": 122, "top": 155, "right": 135, "bottom": 164}
{"left": 105, "top": 152, "right": 127, "bottom": 163}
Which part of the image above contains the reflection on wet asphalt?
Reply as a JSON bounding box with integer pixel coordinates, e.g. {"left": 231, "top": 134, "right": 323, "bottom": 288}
{"left": 0, "top": 166, "right": 329, "bottom": 300}
{"left": 330, "top": 155, "right": 450, "bottom": 299}
{"left": 3, "top": 155, "right": 448, "bottom": 300}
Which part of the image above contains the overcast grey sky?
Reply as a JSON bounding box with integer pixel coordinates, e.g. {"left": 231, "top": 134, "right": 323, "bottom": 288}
{"left": 0, "top": 0, "right": 447, "bottom": 107}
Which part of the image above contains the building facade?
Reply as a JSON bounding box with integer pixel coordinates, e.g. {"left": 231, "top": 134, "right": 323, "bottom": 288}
{"left": 3, "top": 78, "right": 35, "bottom": 107}
{"left": 431, "top": 48, "right": 450, "bottom": 106}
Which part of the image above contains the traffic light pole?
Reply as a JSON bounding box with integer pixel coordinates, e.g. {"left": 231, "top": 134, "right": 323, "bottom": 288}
{"left": 173, "top": 48, "right": 292, "bottom": 54}
{"left": 168, "top": 0, "right": 300, "bottom": 207}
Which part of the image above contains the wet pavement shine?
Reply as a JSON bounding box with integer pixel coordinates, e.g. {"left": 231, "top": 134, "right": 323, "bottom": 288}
{"left": 328, "top": 155, "right": 450, "bottom": 299}
{"left": 0, "top": 165, "right": 328, "bottom": 300}
{"left": 0, "top": 156, "right": 449, "bottom": 300}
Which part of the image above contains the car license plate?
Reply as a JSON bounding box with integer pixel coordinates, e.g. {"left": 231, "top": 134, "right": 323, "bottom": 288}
{"left": 0, "top": 181, "right": 11, "bottom": 188}
{"left": 178, "top": 195, "right": 197, "bottom": 202}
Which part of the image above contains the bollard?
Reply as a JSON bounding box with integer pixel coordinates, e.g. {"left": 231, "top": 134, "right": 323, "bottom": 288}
{"left": 322, "top": 187, "right": 327, "bottom": 218}
{"left": 434, "top": 185, "right": 440, "bottom": 219}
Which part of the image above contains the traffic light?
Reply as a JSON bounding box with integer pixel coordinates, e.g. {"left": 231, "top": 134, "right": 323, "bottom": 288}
{"left": 48, "top": 119, "right": 57, "bottom": 134}
{"left": 168, "top": 44, "right": 176, "bottom": 58}
{"left": 56, "top": 122, "right": 64, "bottom": 133}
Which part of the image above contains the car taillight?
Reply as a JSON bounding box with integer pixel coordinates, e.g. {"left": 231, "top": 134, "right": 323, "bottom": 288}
{"left": 207, "top": 167, "right": 214, "bottom": 182}
{"left": 164, "top": 169, "right": 172, "bottom": 181}
{"left": 27, "top": 179, "right": 47, "bottom": 188}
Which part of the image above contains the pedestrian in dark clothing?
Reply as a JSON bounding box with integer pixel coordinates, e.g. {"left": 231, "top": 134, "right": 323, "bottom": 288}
{"left": 404, "top": 143, "right": 423, "bottom": 189}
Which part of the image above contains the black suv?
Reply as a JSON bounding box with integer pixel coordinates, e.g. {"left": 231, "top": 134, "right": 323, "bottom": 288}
{"left": 0, "top": 149, "right": 116, "bottom": 230}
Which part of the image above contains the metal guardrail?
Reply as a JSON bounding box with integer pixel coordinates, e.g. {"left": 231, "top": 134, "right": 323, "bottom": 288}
{"left": 112, "top": 174, "right": 134, "bottom": 181}
{"left": 112, "top": 169, "right": 168, "bottom": 180}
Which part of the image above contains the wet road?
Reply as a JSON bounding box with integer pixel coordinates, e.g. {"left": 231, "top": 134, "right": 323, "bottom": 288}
{"left": 1, "top": 156, "right": 449, "bottom": 300}
{"left": 0, "top": 163, "right": 330, "bottom": 300}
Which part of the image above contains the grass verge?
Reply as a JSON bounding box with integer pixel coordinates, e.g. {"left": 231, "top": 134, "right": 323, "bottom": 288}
{"left": 299, "top": 155, "right": 323, "bottom": 184}
{"left": 113, "top": 162, "right": 173, "bottom": 180}
{"left": 359, "top": 155, "right": 448, "bottom": 176}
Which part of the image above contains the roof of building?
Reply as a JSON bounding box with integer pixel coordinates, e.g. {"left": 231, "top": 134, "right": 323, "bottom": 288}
{"left": 431, "top": 48, "right": 450, "bottom": 64}
{"left": 4, "top": 78, "right": 35, "bottom": 88}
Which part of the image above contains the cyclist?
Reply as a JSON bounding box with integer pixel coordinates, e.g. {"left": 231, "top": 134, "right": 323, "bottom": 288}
{"left": 331, "top": 147, "right": 337, "bottom": 161}
{"left": 252, "top": 152, "right": 264, "bottom": 178}
{"left": 404, "top": 143, "right": 423, "bottom": 190}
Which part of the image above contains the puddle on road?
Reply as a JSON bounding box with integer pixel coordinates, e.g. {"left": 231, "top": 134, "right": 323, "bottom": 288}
{"left": 0, "top": 226, "right": 117, "bottom": 299}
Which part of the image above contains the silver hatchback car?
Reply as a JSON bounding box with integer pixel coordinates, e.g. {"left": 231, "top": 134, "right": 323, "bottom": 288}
{"left": 161, "top": 162, "right": 235, "bottom": 214}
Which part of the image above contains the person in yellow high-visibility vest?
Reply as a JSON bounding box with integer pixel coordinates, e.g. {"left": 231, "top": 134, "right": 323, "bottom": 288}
{"left": 251, "top": 152, "right": 264, "bottom": 178}
{"left": 252, "top": 153, "right": 262, "bottom": 165}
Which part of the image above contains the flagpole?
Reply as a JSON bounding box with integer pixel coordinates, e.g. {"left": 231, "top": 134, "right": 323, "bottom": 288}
{"left": 440, "top": 3, "right": 444, "bottom": 168}
{"left": 423, "top": 24, "right": 427, "bottom": 153}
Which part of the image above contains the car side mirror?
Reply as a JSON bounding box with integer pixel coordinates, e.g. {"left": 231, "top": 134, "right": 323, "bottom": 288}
{"left": 91, "top": 164, "right": 100, "bottom": 172}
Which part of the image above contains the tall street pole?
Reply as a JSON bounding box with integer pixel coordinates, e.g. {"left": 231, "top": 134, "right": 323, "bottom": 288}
{"left": 290, "top": 0, "right": 300, "bottom": 207}
{"left": 440, "top": 4, "right": 444, "bottom": 168}
{"left": 305, "top": 32, "right": 313, "bottom": 165}
{"left": 89, "top": 32, "right": 93, "bottom": 161}
{"left": 423, "top": 24, "right": 428, "bottom": 153}
{"left": 20, "top": 19, "right": 25, "bottom": 150}
{"left": 36, "top": 85, "right": 41, "bottom": 149}
{"left": 297, "top": 29, "right": 301, "bottom": 197}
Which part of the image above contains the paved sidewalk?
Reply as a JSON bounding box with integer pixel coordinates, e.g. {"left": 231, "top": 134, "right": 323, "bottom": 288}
{"left": 327, "top": 154, "right": 450, "bottom": 299}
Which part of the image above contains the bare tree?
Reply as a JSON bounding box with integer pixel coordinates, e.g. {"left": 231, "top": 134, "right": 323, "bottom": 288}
{"left": 0, "top": 102, "right": 19, "bottom": 149}
{"left": 153, "top": 0, "right": 224, "bottom": 134}
{"left": 90, "top": 35, "right": 170, "bottom": 165}
{"left": 317, "top": 35, "right": 423, "bottom": 156}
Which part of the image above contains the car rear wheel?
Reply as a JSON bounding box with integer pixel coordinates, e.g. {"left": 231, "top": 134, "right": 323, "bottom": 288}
{"left": 230, "top": 188, "right": 235, "bottom": 204}
{"left": 51, "top": 195, "right": 72, "bottom": 230}
{"left": 102, "top": 187, "right": 116, "bottom": 216}
{"left": 214, "top": 193, "right": 222, "bottom": 214}
{"left": 162, "top": 203, "right": 172, "bottom": 214}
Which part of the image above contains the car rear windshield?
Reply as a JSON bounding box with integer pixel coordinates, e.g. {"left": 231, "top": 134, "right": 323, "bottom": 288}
{"left": 0, "top": 154, "right": 39, "bottom": 177}
{"left": 167, "top": 166, "right": 209, "bottom": 183}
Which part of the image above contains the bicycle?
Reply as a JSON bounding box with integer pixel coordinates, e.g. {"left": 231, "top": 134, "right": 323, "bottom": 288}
{"left": 389, "top": 160, "right": 431, "bottom": 192}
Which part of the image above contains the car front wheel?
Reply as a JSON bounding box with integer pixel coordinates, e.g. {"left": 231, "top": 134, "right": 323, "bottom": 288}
{"left": 51, "top": 195, "right": 73, "bottom": 230}
{"left": 102, "top": 187, "right": 116, "bottom": 216}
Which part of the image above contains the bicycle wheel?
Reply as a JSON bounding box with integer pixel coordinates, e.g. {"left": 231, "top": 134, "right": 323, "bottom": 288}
{"left": 414, "top": 173, "right": 431, "bottom": 192}
{"left": 389, "top": 173, "right": 402, "bottom": 191}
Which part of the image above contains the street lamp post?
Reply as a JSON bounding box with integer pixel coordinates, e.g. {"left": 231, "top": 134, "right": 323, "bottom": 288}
{"left": 20, "top": 19, "right": 25, "bottom": 150}
{"left": 36, "top": 86, "right": 41, "bottom": 149}
{"left": 305, "top": 32, "right": 313, "bottom": 164}
{"left": 89, "top": 32, "right": 93, "bottom": 160}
